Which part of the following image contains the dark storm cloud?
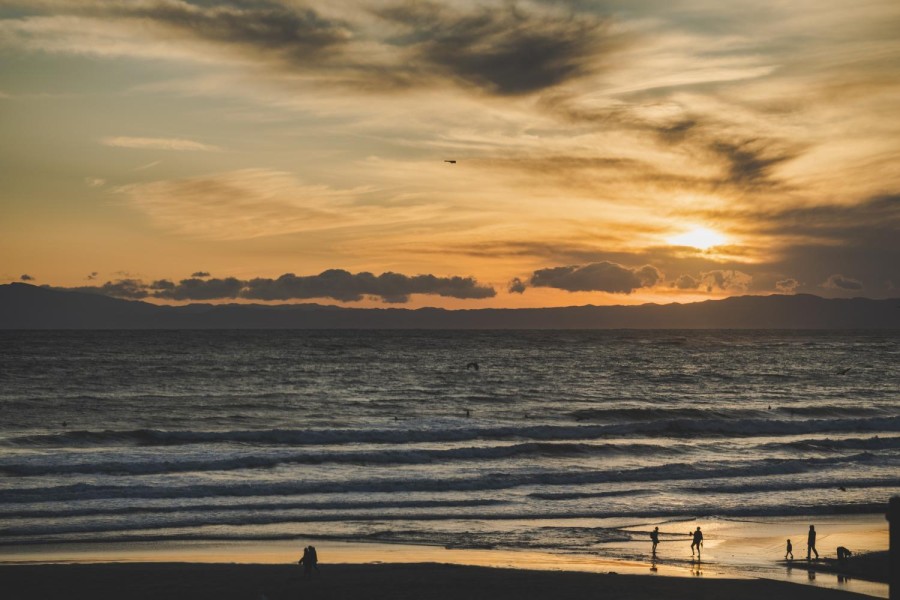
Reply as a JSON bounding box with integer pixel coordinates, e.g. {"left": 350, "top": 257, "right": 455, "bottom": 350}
{"left": 709, "top": 138, "right": 798, "bottom": 189}
{"left": 154, "top": 277, "right": 249, "bottom": 301}
{"left": 377, "top": 1, "right": 613, "bottom": 95}
{"left": 95, "top": 0, "right": 349, "bottom": 61}
{"left": 20, "top": 274, "right": 34, "bottom": 281}
{"left": 54, "top": 269, "right": 496, "bottom": 303}
{"left": 673, "top": 274, "right": 699, "bottom": 290}
{"left": 149, "top": 279, "right": 176, "bottom": 291}
{"left": 755, "top": 194, "right": 899, "bottom": 239}
{"left": 699, "top": 270, "right": 752, "bottom": 293}
{"left": 651, "top": 112, "right": 799, "bottom": 190}
{"left": 15, "top": 1, "right": 619, "bottom": 96}
{"left": 528, "top": 261, "right": 662, "bottom": 294}
{"left": 507, "top": 277, "right": 527, "bottom": 294}
{"left": 822, "top": 274, "right": 864, "bottom": 291}
{"left": 191, "top": 271, "right": 211, "bottom": 278}
{"left": 244, "top": 270, "right": 495, "bottom": 303}
{"left": 534, "top": 95, "right": 800, "bottom": 191}
{"left": 64, "top": 279, "right": 150, "bottom": 299}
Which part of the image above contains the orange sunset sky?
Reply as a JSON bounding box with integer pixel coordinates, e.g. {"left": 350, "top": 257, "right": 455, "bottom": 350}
{"left": 1, "top": 0, "right": 898, "bottom": 308}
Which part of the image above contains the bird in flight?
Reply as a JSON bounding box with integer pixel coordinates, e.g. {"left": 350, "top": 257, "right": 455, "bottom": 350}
{"left": 444, "top": 160, "right": 457, "bottom": 164}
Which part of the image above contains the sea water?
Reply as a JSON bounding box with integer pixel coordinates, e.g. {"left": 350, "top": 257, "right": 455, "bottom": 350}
{"left": 0, "top": 330, "right": 897, "bottom": 557}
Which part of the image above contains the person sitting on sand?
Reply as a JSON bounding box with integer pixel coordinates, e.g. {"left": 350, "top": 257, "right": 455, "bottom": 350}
{"left": 690, "top": 527, "right": 703, "bottom": 557}
{"left": 807, "top": 525, "right": 819, "bottom": 560}
{"left": 650, "top": 526, "right": 660, "bottom": 555}
{"left": 785, "top": 539, "right": 793, "bottom": 560}
{"left": 837, "top": 546, "right": 852, "bottom": 561}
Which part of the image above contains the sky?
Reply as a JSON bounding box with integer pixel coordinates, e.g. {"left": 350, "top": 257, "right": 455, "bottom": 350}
{"left": 1, "top": 0, "right": 899, "bottom": 308}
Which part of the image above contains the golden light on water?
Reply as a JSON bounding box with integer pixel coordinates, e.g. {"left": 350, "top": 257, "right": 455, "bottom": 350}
{"left": 666, "top": 227, "right": 727, "bottom": 251}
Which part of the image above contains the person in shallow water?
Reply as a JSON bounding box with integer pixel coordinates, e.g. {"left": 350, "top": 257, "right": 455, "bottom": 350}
{"left": 650, "top": 526, "right": 660, "bottom": 555}
{"left": 690, "top": 527, "right": 703, "bottom": 557}
{"left": 807, "top": 525, "right": 819, "bottom": 560}
{"left": 785, "top": 538, "right": 793, "bottom": 560}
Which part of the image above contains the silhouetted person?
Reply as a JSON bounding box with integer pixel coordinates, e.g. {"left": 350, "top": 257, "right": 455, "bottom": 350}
{"left": 650, "top": 526, "right": 660, "bottom": 555}
{"left": 807, "top": 525, "right": 819, "bottom": 560}
{"left": 837, "top": 546, "right": 852, "bottom": 561}
{"left": 691, "top": 527, "right": 703, "bottom": 557}
{"left": 298, "top": 546, "right": 315, "bottom": 578}
{"left": 785, "top": 539, "right": 793, "bottom": 560}
{"left": 309, "top": 545, "right": 319, "bottom": 575}
{"left": 466, "top": 362, "right": 479, "bottom": 371}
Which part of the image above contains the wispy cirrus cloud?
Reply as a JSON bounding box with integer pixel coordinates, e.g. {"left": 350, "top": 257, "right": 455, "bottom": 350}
{"left": 117, "top": 168, "right": 357, "bottom": 240}
{"left": 101, "top": 136, "right": 221, "bottom": 152}
{"left": 115, "top": 168, "right": 441, "bottom": 241}
{"left": 2, "top": 1, "right": 899, "bottom": 306}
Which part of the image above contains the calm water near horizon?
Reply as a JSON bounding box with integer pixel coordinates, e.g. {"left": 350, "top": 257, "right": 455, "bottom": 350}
{"left": 1, "top": 330, "right": 898, "bottom": 569}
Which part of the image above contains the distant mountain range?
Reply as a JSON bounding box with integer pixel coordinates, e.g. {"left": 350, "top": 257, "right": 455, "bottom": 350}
{"left": 2, "top": 282, "right": 899, "bottom": 329}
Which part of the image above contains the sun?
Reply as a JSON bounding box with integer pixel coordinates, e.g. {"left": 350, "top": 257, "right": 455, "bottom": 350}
{"left": 667, "top": 226, "right": 727, "bottom": 250}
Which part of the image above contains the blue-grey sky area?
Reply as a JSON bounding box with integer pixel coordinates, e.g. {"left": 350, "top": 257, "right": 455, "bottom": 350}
{"left": 1, "top": 0, "right": 898, "bottom": 307}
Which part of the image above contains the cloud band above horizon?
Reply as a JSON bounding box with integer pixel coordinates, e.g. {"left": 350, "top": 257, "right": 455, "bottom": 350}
{"left": 57, "top": 269, "right": 497, "bottom": 304}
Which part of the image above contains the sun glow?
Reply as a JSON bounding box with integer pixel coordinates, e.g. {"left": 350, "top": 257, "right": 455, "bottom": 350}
{"left": 667, "top": 226, "right": 727, "bottom": 250}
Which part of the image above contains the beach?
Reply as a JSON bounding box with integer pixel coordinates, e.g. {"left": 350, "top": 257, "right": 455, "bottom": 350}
{"left": 1, "top": 512, "right": 890, "bottom": 599}
{"left": 0, "top": 562, "right": 884, "bottom": 600}
{"left": 1, "top": 331, "right": 896, "bottom": 599}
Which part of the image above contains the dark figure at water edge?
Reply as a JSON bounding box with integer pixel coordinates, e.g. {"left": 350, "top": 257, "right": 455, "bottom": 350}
{"left": 650, "top": 526, "right": 660, "bottom": 555}
{"left": 298, "top": 546, "right": 312, "bottom": 579}
{"left": 807, "top": 525, "right": 819, "bottom": 560}
{"left": 466, "top": 362, "right": 479, "bottom": 371}
{"left": 691, "top": 527, "right": 703, "bottom": 558}
{"left": 309, "top": 545, "right": 320, "bottom": 575}
{"left": 837, "top": 546, "right": 852, "bottom": 561}
{"left": 785, "top": 539, "right": 793, "bottom": 560}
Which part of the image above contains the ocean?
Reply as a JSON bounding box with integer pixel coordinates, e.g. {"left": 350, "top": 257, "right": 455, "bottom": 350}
{"left": 1, "top": 330, "right": 898, "bottom": 558}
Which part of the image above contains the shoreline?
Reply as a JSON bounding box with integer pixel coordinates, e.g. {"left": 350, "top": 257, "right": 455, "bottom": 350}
{"left": 0, "top": 561, "right": 882, "bottom": 600}
{"left": 0, "top": 514, "right": 888, "bottom": 598}
{"left": 0, "top": 511, "right": 890, "bottom": 599}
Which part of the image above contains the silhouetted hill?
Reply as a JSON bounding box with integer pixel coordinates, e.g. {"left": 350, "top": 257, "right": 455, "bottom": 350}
{"left": 1, "top": 283, "right": 899, "bottom": 329}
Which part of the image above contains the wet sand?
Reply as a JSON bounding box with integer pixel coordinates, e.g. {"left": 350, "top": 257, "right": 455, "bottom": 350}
{"left": 0, "top": 562, "right": 880, "bottom": 600}
{"left": 0, "top": 514, "right": 889, "bottom": 598}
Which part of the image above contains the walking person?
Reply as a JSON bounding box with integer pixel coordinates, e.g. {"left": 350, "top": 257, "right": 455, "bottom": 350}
{"left": 690, "top": 526, "right": 703, "bottom": 558}
{"left": 807, "top": 525, "right": 819, "bottom": 560}
{"left": 785, "top": 539, "right": 793, "bottom": 560}
{"left": 650, "top": 526, "right": 660, "bottom": 556}
{"left": 298, "top": 546, "right": 312, "bottom": 578}
{"left": 309, "top": 545, "right": 320, "bottom": 576}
